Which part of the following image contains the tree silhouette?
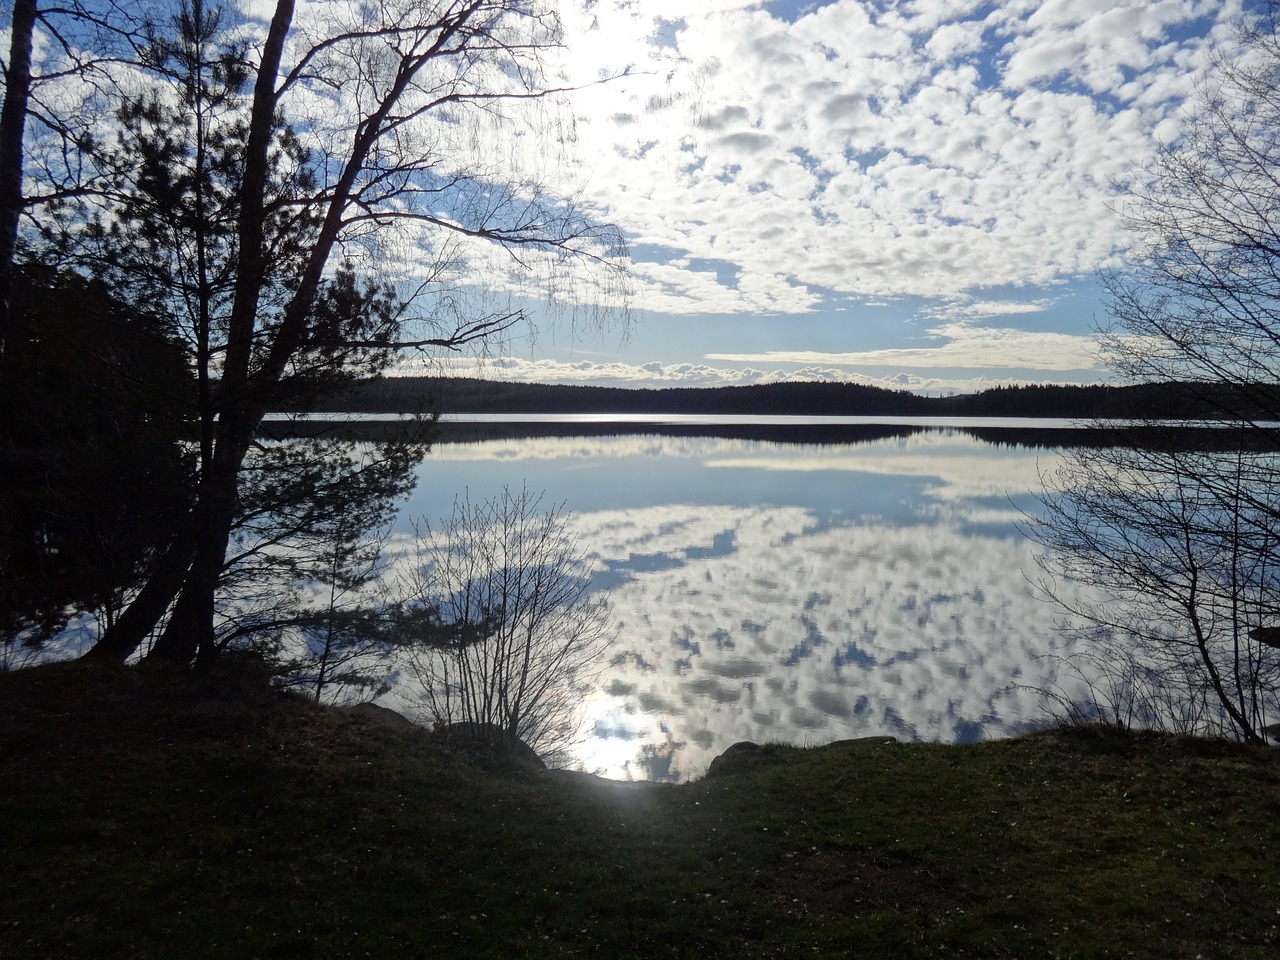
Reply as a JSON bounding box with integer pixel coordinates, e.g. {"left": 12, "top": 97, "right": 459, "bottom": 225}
{"left": 0, "top": 262, "right": 192, "bottom": 658}
{"left": 403, "top": 486, "right": 614, "bottom": 761}
{"left": 6, "top": 0, "right": 629, "bottom": 665}
{"left": 1034, "top": 3, "right": 1280, "bottom": 741}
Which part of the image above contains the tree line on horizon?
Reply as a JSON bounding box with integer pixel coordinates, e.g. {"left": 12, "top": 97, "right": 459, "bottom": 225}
{"left": 307, "top": 375, "right": 1280, "bottom": 421}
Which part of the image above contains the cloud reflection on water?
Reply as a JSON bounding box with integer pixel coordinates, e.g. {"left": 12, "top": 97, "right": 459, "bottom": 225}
{"left": 396, "top": 430, "right": 1087, "bottom": 782}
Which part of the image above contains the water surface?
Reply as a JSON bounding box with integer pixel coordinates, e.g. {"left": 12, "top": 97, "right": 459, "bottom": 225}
{"left": 390, "top": 426, "right": 1089, "bottom": 781}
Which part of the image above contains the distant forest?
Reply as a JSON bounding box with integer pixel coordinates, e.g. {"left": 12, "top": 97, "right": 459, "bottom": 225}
{"left": 302, "top": 377, "right": 1280, "bottom": 420}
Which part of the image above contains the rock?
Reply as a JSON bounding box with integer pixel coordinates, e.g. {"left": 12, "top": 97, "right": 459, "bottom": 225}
{"left": 432, "top": 721, "right": 546, "bottom": 772}
{"left": 704, "top": 741, "right": 768, "bottom": 778}
{"left": 704, "top": 736, "right": 899, "bottom": 779}
{"left": 344, "top": 701, "right": 419, "bottom": 732}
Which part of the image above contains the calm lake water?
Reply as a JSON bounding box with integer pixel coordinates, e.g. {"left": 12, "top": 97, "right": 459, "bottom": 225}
{"left": 386, "top": 419, "right": 1096, "bottom": 782}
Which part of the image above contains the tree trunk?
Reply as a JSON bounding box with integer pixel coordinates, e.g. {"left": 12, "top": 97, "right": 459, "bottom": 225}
{"left": 86, "top": 532, "right": 196, "bottom": 661}
{"left": 147, "top": 412, "right": 256, "bottom": 665}
{"left": 0, "top": 0, "right": 37, "bottom": 357}
{"left": 146, "top": 544, "right": 217, "bottom": 665}
{"left": 140, "top": 0, "right": 297, "bottom": 666}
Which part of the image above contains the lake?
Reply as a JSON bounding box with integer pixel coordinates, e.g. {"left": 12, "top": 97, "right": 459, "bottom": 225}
{"left": 384, "top": 418, "right": 1099, "bottom": 782}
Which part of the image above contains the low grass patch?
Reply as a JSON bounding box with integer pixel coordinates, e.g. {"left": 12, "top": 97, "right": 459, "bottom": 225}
{"left": 3, "top": 660, "right": 1279, "bottom": 958}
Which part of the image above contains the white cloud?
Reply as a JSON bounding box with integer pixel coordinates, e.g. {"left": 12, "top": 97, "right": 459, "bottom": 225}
{"left": 550, "top": 0, "right": 1244, "bottom": 314}
{"left": 423, "top": 432, "right": 1072, "bottom": 503}
{"left": 567, "top": 505, "right": 1086, "bottom": 779}
{"left": 707, "top": 323, "right": 1104, "bottom": 371}
{"left": 406, "top": 353, "right": 1097, "bottom": 392}
{"left": 705, "top": 448, "right": 1067, "bottom": 501}
{"left": 927, "top": 298, "right": 1054, "bottom": 320}
{"left": 1000, "top": 0, "right": 1222, "bottom": 94}
{"left": 425, "top": 434, "right": 777, "bottom": 465}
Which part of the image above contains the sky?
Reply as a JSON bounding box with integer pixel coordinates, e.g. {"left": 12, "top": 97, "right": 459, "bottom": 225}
{"left": 415, "top": 0, "right": 1247, "bottom": 394}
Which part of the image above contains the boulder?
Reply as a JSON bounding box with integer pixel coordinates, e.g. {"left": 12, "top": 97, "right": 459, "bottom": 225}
{"left": 704, "top": 736, "right": 899, "bottom": 779}
{"left": 344, "top": 701, "right": 419, "bottom": 732}
{"left": 432, "top": 720, "right": 546, "bottom": 772}
{"left": 704, "top": 741, "right": 768, "bottom": 778}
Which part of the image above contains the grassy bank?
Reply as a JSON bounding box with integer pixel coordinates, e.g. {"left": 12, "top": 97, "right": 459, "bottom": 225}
{"left": 3, "top": 660, "right": 1279, "bottom": 959}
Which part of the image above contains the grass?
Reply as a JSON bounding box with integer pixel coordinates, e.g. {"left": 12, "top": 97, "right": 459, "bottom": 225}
{"left": 3, "top": 659, "right": 1280, "bottom": 958}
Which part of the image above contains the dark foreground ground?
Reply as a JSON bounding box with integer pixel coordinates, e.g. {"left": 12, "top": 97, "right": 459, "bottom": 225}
{"left": 2, "top": 659, "right": 1279, "bottom": 959}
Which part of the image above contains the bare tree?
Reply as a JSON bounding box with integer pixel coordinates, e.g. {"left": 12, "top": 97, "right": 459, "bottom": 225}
{"left": 402, "top": 486, "right": 614, "bottom": 762}
{"left": 1033, "top": 438, "right": 1280, "bottom": 741}
{"left": 1034, "top": 3, "right": 1280, "bottom": 741}
{"left": 1097, "top": 1, "right": 1280, "bottom": 403}
{"left": 35, "top": 0, "right": 631, "bottom": 666}
{"left": 0, "top": 0, "right": 147, "bottom": 355}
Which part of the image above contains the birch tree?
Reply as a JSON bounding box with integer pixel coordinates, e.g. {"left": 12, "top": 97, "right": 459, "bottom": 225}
{"left": 403, "top": 486, "right": 614, "bottom": 760}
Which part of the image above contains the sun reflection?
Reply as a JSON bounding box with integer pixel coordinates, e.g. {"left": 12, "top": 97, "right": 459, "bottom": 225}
{"left": 571, "top": 695, "right": 646, "bottom": 781}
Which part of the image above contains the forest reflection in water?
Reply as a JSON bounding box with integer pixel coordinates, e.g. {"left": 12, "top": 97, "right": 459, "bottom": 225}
{"left": 387, "top": 425, "right": 1099, "bottom": 783}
